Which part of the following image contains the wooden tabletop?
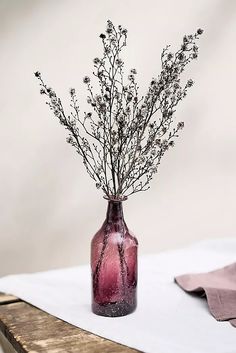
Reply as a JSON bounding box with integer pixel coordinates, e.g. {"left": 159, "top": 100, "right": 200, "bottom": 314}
{"left": 0, "top": 293, "right": 141, "bottom": 353}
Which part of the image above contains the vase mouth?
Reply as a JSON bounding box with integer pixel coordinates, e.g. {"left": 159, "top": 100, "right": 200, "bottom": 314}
{"left": 103, "top": 195, "right": 128, "bottom": 202}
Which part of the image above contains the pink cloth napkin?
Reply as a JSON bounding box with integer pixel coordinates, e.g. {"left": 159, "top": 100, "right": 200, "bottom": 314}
{"left": 175, "top": 263, "right": 236, "bottom": 327}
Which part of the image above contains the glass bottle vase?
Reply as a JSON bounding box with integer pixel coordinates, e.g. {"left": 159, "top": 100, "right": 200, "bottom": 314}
{"left": 91, "top": 198, "right": 138, "bottom": 317}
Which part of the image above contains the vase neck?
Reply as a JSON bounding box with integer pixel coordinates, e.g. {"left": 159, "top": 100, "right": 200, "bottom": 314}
{"left": 106, "top": 200, "right": 124, "bottom": 222}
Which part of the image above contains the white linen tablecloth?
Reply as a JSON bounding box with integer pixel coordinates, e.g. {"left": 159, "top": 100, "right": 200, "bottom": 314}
{"left": 0, "top": 238, "right": 236, "bottom": 353}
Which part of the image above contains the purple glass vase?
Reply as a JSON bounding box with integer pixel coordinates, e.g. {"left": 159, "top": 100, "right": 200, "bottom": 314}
{"left": 91, "top": 198, "right": 138, "bottom": 317}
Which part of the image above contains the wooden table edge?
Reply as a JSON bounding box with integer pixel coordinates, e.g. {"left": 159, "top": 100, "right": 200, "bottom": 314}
{"left": 0, "top": 293, "right": 141, "bottom": 353}
{"left": 0, "top": 294, "right": 21, "bottom": 305}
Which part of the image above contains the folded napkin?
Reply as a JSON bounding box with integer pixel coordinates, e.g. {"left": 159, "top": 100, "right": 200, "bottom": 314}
{"left": 175, "top": 263, "right": 236, "bottom": 327}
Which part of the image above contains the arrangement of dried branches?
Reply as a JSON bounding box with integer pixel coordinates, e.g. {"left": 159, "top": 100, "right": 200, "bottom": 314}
{"left": 35, "top": 20, "right": 203, "bottom": 199}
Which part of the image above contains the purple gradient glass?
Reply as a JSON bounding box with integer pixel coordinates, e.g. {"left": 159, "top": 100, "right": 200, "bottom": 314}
{"left": 91, "top": 198, "right": 138, "bottom": 317}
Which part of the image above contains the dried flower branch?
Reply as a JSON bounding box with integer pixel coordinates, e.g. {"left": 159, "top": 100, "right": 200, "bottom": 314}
{"left": 35, "top": 21, "right": 203, "bottom": 199}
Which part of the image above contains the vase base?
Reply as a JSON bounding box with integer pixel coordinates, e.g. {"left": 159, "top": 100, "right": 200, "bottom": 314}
{"left": 92, "top": 300, "right": 136, "bottom": 317}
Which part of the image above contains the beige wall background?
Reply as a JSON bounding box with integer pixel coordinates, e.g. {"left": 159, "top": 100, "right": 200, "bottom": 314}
{"left": 0, "top": 0, "right": 235, "bottom": 277}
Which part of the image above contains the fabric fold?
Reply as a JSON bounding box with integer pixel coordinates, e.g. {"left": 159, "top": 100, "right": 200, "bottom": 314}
{"left": 175, "top": 263, "right": 236, "bottom": 327}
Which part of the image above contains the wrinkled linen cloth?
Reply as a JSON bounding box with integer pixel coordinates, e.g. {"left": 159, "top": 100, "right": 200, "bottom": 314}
{"left": 175, "top": 262, "right": 236, "bottom": 327}
{"left": 0, "top": 238, "right": 236, "bottom": 353}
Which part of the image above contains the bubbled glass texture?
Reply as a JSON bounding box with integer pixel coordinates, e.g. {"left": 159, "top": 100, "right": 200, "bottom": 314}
{"left": 91, "top": 200, "right": 138, "bottom": 317}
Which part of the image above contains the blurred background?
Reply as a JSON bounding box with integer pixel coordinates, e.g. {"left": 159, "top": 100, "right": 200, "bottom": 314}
{"left": 0, "top": 0, "right": 235, "bottom": 277}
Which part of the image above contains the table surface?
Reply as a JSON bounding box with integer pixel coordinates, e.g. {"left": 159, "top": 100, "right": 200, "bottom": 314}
{"left": 0, "top": 293, "right": 141, "bottom": 353}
